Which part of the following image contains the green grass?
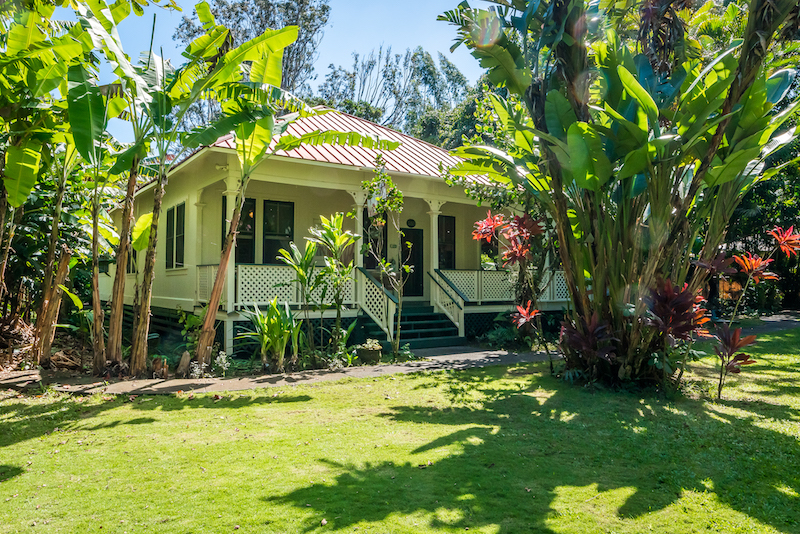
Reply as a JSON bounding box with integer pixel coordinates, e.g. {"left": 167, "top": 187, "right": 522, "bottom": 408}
{"left": 1, "top": 329, "right": 799, "bottom": 533}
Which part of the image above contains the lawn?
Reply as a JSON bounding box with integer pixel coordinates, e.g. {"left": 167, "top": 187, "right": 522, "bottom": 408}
{"left": 1, "top": 329, "right": 799, "bottom": 533}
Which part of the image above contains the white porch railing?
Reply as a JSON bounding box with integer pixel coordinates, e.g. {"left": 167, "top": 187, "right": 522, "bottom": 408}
{"left": 436, "top": 269, "right": 514, "bottom": 303}
{"left": 197, "top": 264, "right": 220, "bottom": 303}
{"left": 356, "top": 267, "right": 396, "bottom": 341}
{"left": 437, "top": 269, "right": 570, "bottom": 304}
{"left": 198, "top": 264, "right": 356, "bottom": 308}
{"left": 538, "top": 270, "right": 570, "bottom": 302}
{"left": 428, "top": 271, "right": 465, "bottom": 337}
{"left": 236, "top": 264, "right": 355, "bottom": 307}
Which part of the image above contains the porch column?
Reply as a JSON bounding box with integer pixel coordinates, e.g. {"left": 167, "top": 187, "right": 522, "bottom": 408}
{"left": 348, "top": 190, "right": 368, "bottom": 306}
{"left": 426, "top": 200, "right": 445, "bottom": 274}
{"left": 347, "top": 190, "right": 368, "bottom": 270}
{"left": 194, "top": 190, "right": 206, "bottom": 306}
{"left": 224, "top": 171, "right": 240, "bottom": 314}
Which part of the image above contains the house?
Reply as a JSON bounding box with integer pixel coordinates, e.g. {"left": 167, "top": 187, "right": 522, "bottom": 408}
{"left": 100, "top": 111, "right": 569, "bottom": 354}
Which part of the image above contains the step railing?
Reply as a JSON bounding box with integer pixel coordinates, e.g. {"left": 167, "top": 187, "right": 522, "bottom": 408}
{"left": 428, "top": 271, "right": 465, "bottom": 337}
{"left": 435, "top": 269, "right": 513, "bottom": 303}
{"left": 356, "top": 267, "right": 397, "bottom": 341}
{"left": 437, "top": 269, "right": 570, "bottom": 304}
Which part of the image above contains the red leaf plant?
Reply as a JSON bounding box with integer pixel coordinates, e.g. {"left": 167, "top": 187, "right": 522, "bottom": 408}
{"left": 560, "top": 313, "right": 618, "bottom": 379}
{"left": 714, "top": 323, "right": 757, "bottom": 400}
{"left": 512, "top": 300, "right": 540, "bottom": 328}
{"left": 733, "top": 252, "right": 778, "bottom": 284}
{"left": 768, "top": 225, "right": 800, "bottom": 258}
{"left": 472, "top": 211, "right": 505, "bottom": 243}
{"left": 646, "top": 280, "right": 709, "bottom": 346}
{"left": 691, "top": 253, "right": 737, "bottom": 278}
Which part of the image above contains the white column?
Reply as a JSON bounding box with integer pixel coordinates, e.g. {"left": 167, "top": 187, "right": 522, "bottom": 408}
{"left": 426, "top": 199, "right": 445, "bottom": 274}
{"left": 224, "top": 319, "right": 234, "bottom": 355}
{"left": 224, "top": 171, "right": 240, "bottom": 314}
{"left": 348, "top": 190, "right": 368, "bottom": 304}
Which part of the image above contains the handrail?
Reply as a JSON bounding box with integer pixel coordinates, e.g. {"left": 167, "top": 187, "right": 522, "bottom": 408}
{"left": 356, "top": 267, "right": 399, "bottom": 304}
{"left": 427, "top": 272, "right": 463, "bottom": 310}
{"left": 434, "top": 269, "right": 470, "bottom": 302}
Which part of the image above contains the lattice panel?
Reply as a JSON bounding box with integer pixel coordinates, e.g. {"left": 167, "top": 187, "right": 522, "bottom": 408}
{"left": 308, "top": 276, "right": 356, "bottom": 305}
{"left": 552, "top": 271, "right": 570, "bottom": 300}
{"left": 440, "top": 270, "right": 478, "bottom": 301}
{"left": 481, "top": 271, "right": 513, "bottom": 301}
{"left": 362, "top": 278, "right": 387, "bottom": 329}
{"left": 196, "top": 266, "right": 218, "bottom": 302}
{"left": 237, "top": 265, "right": 297, "bottom": 305}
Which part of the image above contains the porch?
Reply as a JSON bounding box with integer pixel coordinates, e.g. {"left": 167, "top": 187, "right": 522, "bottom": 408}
{"left": 197, "top": 263, "right": 570, "bottom": 351}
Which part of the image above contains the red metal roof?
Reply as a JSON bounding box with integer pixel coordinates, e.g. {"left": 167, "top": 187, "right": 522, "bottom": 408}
{"left": 198, "top": 110, "right": 492, "bottom": 186}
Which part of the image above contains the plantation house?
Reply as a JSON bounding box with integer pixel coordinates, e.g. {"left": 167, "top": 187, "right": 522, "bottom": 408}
{"left": 100, "top": 111, "right": 569, "bottom": 353}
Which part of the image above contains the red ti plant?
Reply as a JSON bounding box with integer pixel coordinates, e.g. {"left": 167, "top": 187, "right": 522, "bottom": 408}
{"left": 560, "top": 312, "right": 618, "bottom": 380}
{"left": 714, "top": 323, "right": 757, "bottom": 400}
{"left": 645, "top": 280, "right": 709, "bottom": 381}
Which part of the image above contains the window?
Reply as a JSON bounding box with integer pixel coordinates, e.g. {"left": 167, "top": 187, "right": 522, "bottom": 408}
{"left": 363, "top": 207, "right": 387, "bottom": 269}
{"left": 438, "top": 215, "right": 456, "bottom": 269}
{"left": 263, "top": 200, "right": 294, "bottom": 264}
{"left": 222, "top": 197, "right": 257, "bottom": 264}
{"left": 126, "top": 247, "right": 137, "bottom": 274}
{"left": 166, "top": 202, "right": 185, "bottom": 269}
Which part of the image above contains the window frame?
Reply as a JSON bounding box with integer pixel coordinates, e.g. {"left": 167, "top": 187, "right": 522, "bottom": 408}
{"left": 165, "top": 202, "right": 186, "bottom": 270}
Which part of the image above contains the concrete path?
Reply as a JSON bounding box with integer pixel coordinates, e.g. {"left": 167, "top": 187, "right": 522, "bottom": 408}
{"left": 0, "top": 346, "right": 554, "bottom": 396}
{"left": 3, "top": 313, "right": 797, "bottom": 397}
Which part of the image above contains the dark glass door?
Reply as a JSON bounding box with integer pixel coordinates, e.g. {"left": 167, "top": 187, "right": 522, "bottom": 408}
{"left": 401, "top": 228, "right": 424, "bottom": 297}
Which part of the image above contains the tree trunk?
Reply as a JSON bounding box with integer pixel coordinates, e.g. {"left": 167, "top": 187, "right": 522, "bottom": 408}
{"left": 0, "top": 206, "right": 21, "bottom": 304}
{"left": 129, "top": 172, "right": 167, "bottom": 376}
{"left": 32, "top": 173, "right": 68, "bottom": 364}
{"left": 106, "top": 159, "right": 140, "bottom": 364}
{"left": 0, "top": 190, "right": 7, "bottom": 298}
{"left": 195, "top": 195, "right": 243, "bottom": 367}
{"left": 38, "top": 247, "right": 72, "bottom": 367}
{"left": 91, "top": 193, "right": 106, "bottom": 374}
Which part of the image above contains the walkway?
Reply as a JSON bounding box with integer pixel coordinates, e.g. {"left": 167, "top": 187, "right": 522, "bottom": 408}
{"left": 0, "top": 346, "right": 553, "bottom": 396}
{"left": 4, "top": 313, "right": 798, "bottom": 397}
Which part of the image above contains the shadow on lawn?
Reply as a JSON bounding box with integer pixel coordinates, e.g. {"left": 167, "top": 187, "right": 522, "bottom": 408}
{"left": 0, "top": 465, "right": 23, "bottom": 482}
{"left": 0, "top": 392, "right": 311, "bottom": 449}
{"left": 271, "top": 366, "right": 800, "bottom": 533}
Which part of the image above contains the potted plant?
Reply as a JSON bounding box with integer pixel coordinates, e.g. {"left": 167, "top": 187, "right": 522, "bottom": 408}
{"left": 357, "top": 339, "right": 383, "bottom": 364}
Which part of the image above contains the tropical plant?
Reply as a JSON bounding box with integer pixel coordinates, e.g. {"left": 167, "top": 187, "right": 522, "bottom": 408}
{"left": 238, "top": 298, "right": 300, "bottom": 372}
{"left": 441, "top": 0, "right": 800, "bottom": 385}
{"left": 307, "top": 213, "right": 359, "bottom": 350}
{"left": 714, "top": 323, "right": 757, "bottom": 399}
{"left": 278, "top": 240, "right": 323, "bottom": 353}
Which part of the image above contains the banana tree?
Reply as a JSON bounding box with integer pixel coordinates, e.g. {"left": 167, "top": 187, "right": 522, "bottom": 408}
{"left": 0, "top": 4, "right": 92, "bottom": 302}
{"left": 65, "top": 61, "right": 130, "bottom": 373}
{"left": 31, "top": 133, "right": 80, "bottom": 366}
{"left": 441, "top": 0, "right": 800, "bottom": 384}
{"left": 182, "top": 11, "right": 399, "bottom": 367}
{"left": 119, "top": 1, "right": 300, "bottom": 376}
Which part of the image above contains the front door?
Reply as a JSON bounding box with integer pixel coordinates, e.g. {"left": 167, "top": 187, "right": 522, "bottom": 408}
{"left": 401, "top": 228, "right": 424, "bottom": 297}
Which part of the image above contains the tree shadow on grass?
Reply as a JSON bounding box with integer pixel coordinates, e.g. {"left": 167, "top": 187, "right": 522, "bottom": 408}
{"left": 270, "top": 366, "right": 800, "bottom": 533}
{"left": 0, "top": 465, "right": 23, "bottom": 482}
{"left": 0, "top": 391, "right": 311, "bottom": 449}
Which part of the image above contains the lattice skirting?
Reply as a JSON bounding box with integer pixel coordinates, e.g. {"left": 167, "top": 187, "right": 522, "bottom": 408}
{"left": 112, "top": 304, "right": 224, "bottom": 354}
{"left": 465, "top": 312, "right": 508, "bottom": 339}
{"left": 464, "top": 310, "right": 566, "bottom": 340}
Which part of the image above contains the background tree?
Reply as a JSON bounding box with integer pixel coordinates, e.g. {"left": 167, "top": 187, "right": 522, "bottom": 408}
{"left": 312, "top": 46, "right": 472, "bottom": 137}
{"left": 174, "top": 0, "right": 329, "bottom": 94}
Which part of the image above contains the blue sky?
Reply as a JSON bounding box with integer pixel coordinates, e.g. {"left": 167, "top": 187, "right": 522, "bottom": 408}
{"left": 101, "top": 0, "right": 487, "bottom": 140}
{"left": 112, "top": 0, "right": 486, "bottom": 89}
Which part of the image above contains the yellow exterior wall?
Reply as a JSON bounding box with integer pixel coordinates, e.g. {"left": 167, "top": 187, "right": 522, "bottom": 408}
{"left": 100, "top": 148, "right": 502, "bottom": 311}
